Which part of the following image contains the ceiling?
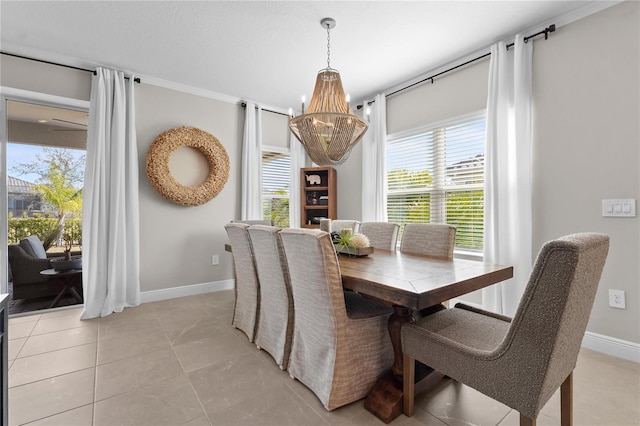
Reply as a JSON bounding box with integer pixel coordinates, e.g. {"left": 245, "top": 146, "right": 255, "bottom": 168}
{"left": 1, "top": 1, "right": 610, "bottom": 111}
{"left": 8, "top": 101, "right": 88, "bottom": 129}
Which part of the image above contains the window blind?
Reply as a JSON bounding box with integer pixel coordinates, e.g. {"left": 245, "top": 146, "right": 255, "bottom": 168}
{"left": 387, "top": 115, "right": 485, "bottom": 250}
{"left": 262, "top": 151, "right": 290, "bottom": 227}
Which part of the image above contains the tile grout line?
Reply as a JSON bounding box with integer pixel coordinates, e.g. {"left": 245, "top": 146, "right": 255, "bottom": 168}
{"left": 161, "top": 303, "right": 215, "bottom": 426}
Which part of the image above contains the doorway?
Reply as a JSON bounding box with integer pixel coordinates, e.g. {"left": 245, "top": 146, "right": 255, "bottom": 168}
{"left": 2, "top": 94, "right": 89, "bottom": 315}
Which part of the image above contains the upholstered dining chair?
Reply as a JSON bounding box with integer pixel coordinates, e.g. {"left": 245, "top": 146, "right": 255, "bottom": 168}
{"left": 400, "top": 223, "right": 456, "bottom": 258}
{"left": 279, "top": 228, "right": 394, "bottom": 411}
{"left": 224, "top": 223, "right": 260, "bottom": 342}
{"left": 247, "top": 225, "right": 294, "bottom": 370}
{"left": 401, "top": 233, "right": 610, "bottom": 426}
{"left": 232, "top": 219, "right": 275, "bottom": 226}
{"left": 322, "top": 219, "right": 361, "bottom": 234}
{"left": 359, "top": 222, "right": 400, "bottom": 250}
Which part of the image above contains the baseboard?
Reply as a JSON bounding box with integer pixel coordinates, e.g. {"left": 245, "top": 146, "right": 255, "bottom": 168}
{"left": 140, "top": 279, "right": 234, "bottom": 304}
{"left": 582, "top": 331, "right": 640, "bottom": 363}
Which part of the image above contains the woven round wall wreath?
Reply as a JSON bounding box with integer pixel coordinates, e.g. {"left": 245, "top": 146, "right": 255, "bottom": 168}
{"left": 146, "top": 126, "right": 230, "bottom": 206}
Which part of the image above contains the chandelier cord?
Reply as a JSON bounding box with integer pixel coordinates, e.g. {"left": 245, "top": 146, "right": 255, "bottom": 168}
{"left": 326, "top": 24, "right": 331, "bottom": 70}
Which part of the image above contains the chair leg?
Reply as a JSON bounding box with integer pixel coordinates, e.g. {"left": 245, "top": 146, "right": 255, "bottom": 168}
{"left": 519, "top": 413, "right": 536, "bottom": 426}
{"left": 561, "top": 372, "right": 573, "bottom": 426}
{"left": 402, "top": 353, "right": 415, "bottom": 416}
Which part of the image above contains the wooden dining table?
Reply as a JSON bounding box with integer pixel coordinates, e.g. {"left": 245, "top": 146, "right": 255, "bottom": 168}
{"left": 337, "top": 249, "right": 513, "bottom": 423}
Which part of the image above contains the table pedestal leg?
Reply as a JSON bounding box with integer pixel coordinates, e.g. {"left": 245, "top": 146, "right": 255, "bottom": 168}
{"left": 364, "top": 305, "right": 414, "bottom": 423}
{"left": 388, "top": 306, "right": 414, "bottom": 380}
{"left": 364, "top": 304, "right": 447, "bottom": 423}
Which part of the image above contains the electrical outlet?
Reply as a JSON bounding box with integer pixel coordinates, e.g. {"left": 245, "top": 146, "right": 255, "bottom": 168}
{"left": 608, "top": 289, "right": 626, "bottom": 309}
{"left": 211, "top": 255, "right": 219, "bottom": 266}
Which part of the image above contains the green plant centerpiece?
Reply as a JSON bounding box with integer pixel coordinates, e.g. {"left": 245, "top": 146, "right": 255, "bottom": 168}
{"left": 331, "top": 228, "right": 372, "bottom": 256}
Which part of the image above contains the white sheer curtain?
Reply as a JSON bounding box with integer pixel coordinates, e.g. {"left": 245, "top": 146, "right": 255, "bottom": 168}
{"left": 483, "top": 35, "right": 533, "bottom": 316}
{"left": 241, "top": 101, "right": 263, "bottom": 220}
{"left": 289, "top": 131, "right": 310, "bottom": 228}
{"left": 81, "top": 67, "right": 140, "bottom": 319}
{"left": 361, "top": 93, "right": 388, "bottom": 222}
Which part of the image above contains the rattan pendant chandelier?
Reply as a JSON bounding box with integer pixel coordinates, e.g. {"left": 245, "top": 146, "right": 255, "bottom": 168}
{"left": 289, "top": 18, "right": 368, "bottom": 166}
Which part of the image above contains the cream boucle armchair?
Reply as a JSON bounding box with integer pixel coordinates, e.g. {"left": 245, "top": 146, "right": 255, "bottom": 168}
{"left": 401, "top": 233, "right": 610, "bottom": 425}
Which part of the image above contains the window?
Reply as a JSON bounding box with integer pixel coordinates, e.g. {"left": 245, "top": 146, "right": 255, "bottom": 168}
{"left": 387, "top": 113, "right": 485, "bottom": 251}
{"left": 262, "top": 150, "right": 290, "bottom": 227}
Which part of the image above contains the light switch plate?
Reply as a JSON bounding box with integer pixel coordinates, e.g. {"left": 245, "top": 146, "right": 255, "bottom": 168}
{"left": 602, "top": 199, "right": 636, "bottom": 217}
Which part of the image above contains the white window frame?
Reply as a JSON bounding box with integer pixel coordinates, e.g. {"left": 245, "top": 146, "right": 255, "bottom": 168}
{"left": 261, "top": 144, "right": 291, "bottom": 228}
{"left": 1, "top": 87, "right": 89, "bottom": 294}
{"left": 386, "top": 110, "right": 486, "bottom": 258}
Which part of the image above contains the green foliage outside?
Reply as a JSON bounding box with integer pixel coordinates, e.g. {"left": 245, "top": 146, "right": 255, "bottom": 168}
{"left": 388, "top": 193, "right": 431, "bottom": 224}
{"left": 33, "top": 163, "right": 83, "bottom": 221}
{"left": 263, "top": 187, "right": 290, "bottom": 228}
{"left": 8, "top": 218, "right": 82, "bottom": 250}
{"left": 387, "top": 168, "right": 483, "bottom": 250}
{"left": 387, "top": 168, "right": 433, "bottom": 191}
{"left": 446, "top": 191, "right": 484, "bottom": 249}
{"left": 268, "top": 198, "right": 290, "bottom": 228}
{"left": 10, "top": 147, "right": 84, "bottom": 249}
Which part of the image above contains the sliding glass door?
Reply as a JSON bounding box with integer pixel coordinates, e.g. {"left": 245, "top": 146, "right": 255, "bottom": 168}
{"left": 1, "top": 90, "right": 89, "bottom": 313}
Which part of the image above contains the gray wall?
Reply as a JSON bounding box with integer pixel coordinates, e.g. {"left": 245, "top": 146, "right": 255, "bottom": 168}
{"left": 386, "top": 59, "right": 490, "bottom": 135}
{"left": 532, "top": 1, "right": 639, "bottom": 343}
{"left": 1, "top": 55, "right": 91, "bottom": 100}
{"left": 135, "top": 84, "right": 242, "bottom": 292}
{"left": 261, "top": 110, "right": 290, "bottom": 148}
{"left": 334, "top": 141, "right": 363, "bottom": 221}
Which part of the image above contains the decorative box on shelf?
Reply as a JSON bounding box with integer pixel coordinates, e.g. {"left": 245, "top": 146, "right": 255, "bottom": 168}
{"left": 333, "top": 244, "right": 374, "bottom": 257}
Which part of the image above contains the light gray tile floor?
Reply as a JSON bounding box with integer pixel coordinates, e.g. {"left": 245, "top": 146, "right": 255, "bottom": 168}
{"left": 8, "top": 290, "right": 640, "bottom": 425}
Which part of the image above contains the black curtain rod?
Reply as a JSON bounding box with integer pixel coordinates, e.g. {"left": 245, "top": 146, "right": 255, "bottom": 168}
{"left": 357, "top": 24, "right": 555, "bottom": 109}
{"left": 506, "top": 24, "right": 556, "bottom": 50}
{"left": 385, "top": 52, "right": 492, "bottom": 99}
{"left": 240, "top": 102, "right": 290, "bottom": 117}
{"left": 1, "top": 51, "right": 141, "bottom": 83}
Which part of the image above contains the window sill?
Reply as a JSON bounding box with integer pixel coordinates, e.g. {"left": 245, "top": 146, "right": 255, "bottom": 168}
{"left": 454, "top": 248, "right": 483, "bottom": 261}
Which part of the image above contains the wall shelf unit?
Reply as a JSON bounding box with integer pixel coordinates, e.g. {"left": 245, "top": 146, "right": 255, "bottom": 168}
{"left": 301, "top": 167, "right": 336, "bottom": 228}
